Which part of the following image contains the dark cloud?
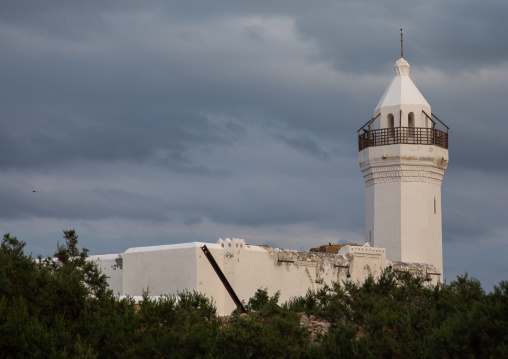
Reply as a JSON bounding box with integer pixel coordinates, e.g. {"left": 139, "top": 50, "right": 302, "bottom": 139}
{"left": 295, "top": 0, "right": 508, "bottom": 74}
{"left": 0, "top": 179, "right": 167, "bottom": 221}
{"left": 443, "top": 211, "right": 490, "bottom": 243}
{"left": 0, "top": 0, "right": 507, "bottom": 289}
{"left": 0, "top": 110, "right": 230, "bottom": 170}
{"left": 276, "top": 133, "right": 331, "bottom": 160}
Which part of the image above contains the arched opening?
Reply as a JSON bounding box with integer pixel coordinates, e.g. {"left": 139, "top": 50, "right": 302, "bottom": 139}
{"left": 363, "top": 264, "right": 372, "bottom": 277}
{"left": 408, "top": 112, "right": 415, "bottom": 138}
{"left": 358, "top": 264, "right": 372, "bottom": 282}
{"left": 387, "top": 114, "right": 395, "bottom": 140}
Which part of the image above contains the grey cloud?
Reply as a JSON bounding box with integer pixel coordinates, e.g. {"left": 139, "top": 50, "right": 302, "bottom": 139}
{"left": 0, "top": 0, "right": 506, "bottom": 290}
{"left": 0, "top": 181, "right": 168, "bottom": 221}
{"left": 443, "top": 211, "right": 490, "bottom": 243}
{"left": 419, "top": 82, "right": 508, "bottom": 173}
{"left": 201, "top": 193, "right": 326, "bottom": 227}
{"left": 451, "top": 128, "right": 508, "bottom": 172}
{"left": 294, "top": 0, "right": 508, "bottom": 74}
{"left": 277, "top": 133, "right": 331, "bottom": 160}
{"left": 0, "top": 110, "right": 229, "bottom": 170}
{"left": 442, "top": 169, "right": 508, "bottom": 244}
{"left": 3, "top": 0, "right": 508, "bottom": 75}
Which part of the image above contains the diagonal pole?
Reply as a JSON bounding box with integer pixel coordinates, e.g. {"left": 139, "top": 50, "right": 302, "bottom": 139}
{"left": 201, "top": 245, "right": 247, "bottom": 313}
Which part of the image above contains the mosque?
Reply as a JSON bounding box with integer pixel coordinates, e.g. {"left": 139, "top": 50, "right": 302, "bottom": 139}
{"left": 91, "top": 54, "right": 449, "bottom": 316}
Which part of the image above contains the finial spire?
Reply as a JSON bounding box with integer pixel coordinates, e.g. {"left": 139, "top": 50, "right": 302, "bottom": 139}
{"left": 400, "top": 28, "right": 403, "bottom": 58}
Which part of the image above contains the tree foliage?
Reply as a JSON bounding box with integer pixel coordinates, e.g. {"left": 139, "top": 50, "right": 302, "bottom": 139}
{"left": 1, "top": 231, "right": 507, "bottom": 358}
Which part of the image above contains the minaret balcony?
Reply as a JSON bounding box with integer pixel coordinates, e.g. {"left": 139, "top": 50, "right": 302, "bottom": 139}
{"left": 358, "top": 127, "right": 448, "bottom": 151}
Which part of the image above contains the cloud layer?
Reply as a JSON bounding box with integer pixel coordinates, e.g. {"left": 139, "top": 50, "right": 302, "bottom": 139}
{"left": 1, "top": 0, "right": 507, "bottom": 291}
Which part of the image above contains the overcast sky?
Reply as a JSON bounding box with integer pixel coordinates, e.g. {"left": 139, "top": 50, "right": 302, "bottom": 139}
{"left": 2, "top": 0, "right": 507, "bottom": 291}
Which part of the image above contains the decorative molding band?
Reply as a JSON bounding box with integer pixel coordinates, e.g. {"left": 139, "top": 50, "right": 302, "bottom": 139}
{"left": 362, "top": 164, "right": 444, "bottom": 187}
{"left": 365, "top": 177, "right": 443, "bottom": 186}
{"left": 363, "top": 165, "right": 446, "bottom": 173}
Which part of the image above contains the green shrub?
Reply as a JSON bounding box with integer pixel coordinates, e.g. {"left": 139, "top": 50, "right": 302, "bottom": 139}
{"left": 1, "top": 231, "right": 506, "bottom": 358}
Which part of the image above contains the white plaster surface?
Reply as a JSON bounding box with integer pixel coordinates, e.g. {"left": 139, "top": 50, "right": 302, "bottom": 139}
{"left": 122, "top": 242, "right": 201, "bottom": 297}
{"left": 93, "top": 239, "right": 418, "bottom": 316}
{"left": 88, "top": 254, "right": 123, "bottom": 295}
{"left": 375, "top": 58, "right": 430, "bottom": 112}
{"left": 360, "top": 57, "right": 448, "bottom": 277}
{"left": 359, "top": 145, "right": 448, "bottom": 275}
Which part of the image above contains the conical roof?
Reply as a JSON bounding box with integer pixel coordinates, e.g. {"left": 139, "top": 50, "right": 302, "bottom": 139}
{"left": 374, "top": 58, "right": 429, "bottom": 112}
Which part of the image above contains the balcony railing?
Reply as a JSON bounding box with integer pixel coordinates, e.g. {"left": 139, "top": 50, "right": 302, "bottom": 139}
{"left": 358, "top": 127, "right": 448, "bottom": 151}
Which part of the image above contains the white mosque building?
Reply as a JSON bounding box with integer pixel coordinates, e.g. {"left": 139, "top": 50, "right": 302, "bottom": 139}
{"left": 91, "top": 55, "right": 449, "bottom": 316}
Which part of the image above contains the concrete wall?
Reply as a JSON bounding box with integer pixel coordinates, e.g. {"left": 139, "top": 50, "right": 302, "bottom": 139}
{"left": 88, "top": 254, "right": 123, "bottom": 295}
{"left": 90, "top": 239, "right": 442, "bottom": 315}
{"left": 91, "top": 240, "right": 438, "bottom": 316}
{"left": 122, "top": 243, "right": 200, "bottom": 297}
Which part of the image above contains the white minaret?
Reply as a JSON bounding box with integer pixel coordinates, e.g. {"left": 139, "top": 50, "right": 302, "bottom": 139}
{"left": 358, "top": 53, "right": 449, "bottom": 278}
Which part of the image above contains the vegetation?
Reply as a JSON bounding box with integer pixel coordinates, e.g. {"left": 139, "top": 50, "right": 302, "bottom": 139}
{"left": 1, "top": 231, "right": 507, "bottom": 358}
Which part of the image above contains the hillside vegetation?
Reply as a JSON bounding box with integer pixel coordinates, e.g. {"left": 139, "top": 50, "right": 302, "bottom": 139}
{"left": 1, "top": 231, "right": 507, "bottom": 358}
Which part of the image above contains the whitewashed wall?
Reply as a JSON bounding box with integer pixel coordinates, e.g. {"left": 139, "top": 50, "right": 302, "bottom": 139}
{"left": 89, "top": 240, "right": 447, "bottom": 316}
{"left": 88, "top": 254, "right": 123, "bottom": 295}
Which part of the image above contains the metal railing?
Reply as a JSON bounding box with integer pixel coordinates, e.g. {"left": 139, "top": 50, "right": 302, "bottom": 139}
{"left": 358, "top": 127, "right": 448, "bottom": 151}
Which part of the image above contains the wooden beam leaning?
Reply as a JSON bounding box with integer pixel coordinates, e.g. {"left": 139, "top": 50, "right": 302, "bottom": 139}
{"left": 431, "top": 112, "right": 450, "bottom": 132}
{"left": 200, "top": 245, "right": 247, "bottom": 313}
{"left": 423, "top": 110, "right": 450, "bottom": 132}
{"left": 357, "top": 113, "right": 380, "bottom": 133}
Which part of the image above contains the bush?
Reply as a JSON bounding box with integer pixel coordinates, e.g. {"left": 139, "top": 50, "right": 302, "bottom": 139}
{"left": 1, "top": 231, "right": 506, "bottom": 358}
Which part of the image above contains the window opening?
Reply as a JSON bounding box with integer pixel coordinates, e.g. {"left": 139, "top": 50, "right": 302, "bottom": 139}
{"left": 408, "top": 112, "right": 415, "bottom": 138}
{"left": 387, "top": 114, "right": 395, "bottom": 140}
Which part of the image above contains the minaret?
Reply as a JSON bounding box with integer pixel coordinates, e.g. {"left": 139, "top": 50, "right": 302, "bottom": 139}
{"left": 357, "top": 52, "right": 449, "bottom": 278}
